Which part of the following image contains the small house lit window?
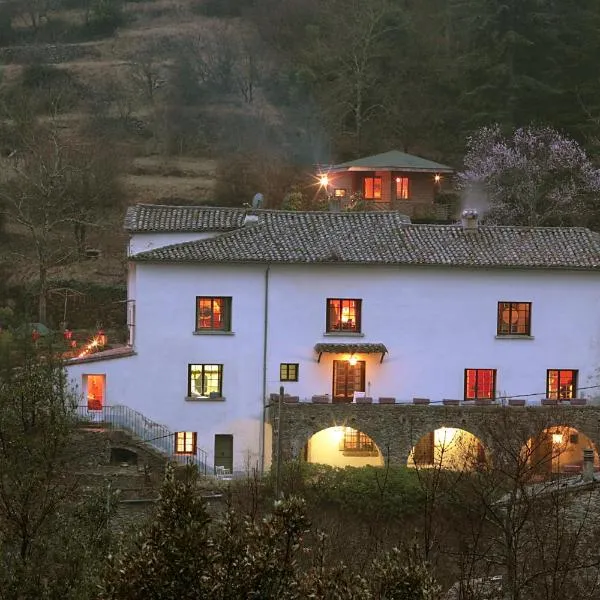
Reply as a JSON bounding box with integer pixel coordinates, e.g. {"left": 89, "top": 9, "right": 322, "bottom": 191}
{"left": 363, "top": 177, "right": 382, "bottom": 199}
{"left": 395, "top": 177, "right": 409, "bottom": 199}
{"left": 327, "top": 298, "right": 361, "bottom": 333}
{"left": 497, "top": 302, "right": 531, "bottom": 336}
{"left": 175, "top": 431, "right": 197, "bottom": 455}
{"left": 196, "top": 297, "right": 231, "bottom": 331}
{"left": 188, "top": 364, "right": 223, "bottom": 398}
{"left": 334, "top": 188, "right": 347, "bottom": 197}
{"left": 547, "top": 369, "right": 578, "bottom": 400}
{"left": 85, "top": 374, "right": 105, "bottom": 411}
{"left": 280, "top": 363, "right": 299, "bottom": 382}
{"left": 464, "top": 369, "right": 496, "bottom": 400}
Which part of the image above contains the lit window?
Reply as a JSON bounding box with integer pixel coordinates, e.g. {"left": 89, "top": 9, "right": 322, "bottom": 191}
{"left": 327, "top": 298, "right": 361, "bottom": 333}
{"left": 547, "top": 369, "right": 578, "bottom": 400}
{"left": 196, "top": 297, "right": 231, "bottom": 331}
{"left": 334, "top": 188, "right": 347, "bottom": 197}
{"left": 175, "top": 431, "right": 197, "bottom": 455}
{"left": 280, "top": 363, "right": 299, "bottom": 382}
{"left": 188, "top": 364, "right": 223, "bottom": 398}
{"left": 363, "top": 177, "right": 382, "bottom": 199}
{"left": 464, "top": 369, "right": 496, "bottom": 400}
{"left": 343, "top": 428, "right": 374, "bottom": 452}
{"left": 497, "top": 302, "right": 531, "bottom": 336}
{"left": 86, "top": 374, "right": 105, "bottom": 411}
{"left": 395, "top": 176, "right": 409, "bottom": 199}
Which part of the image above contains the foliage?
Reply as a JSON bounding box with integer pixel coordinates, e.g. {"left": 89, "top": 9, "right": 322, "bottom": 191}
{"left": 85, "top": 0, "right": 126, "bottom": 36}
{"left": 281, "top": 187, "right": 306, "bottom": 211}
{"left": 0, "top": 334, "right": 115, "bottom": 598}
{"left": 458, "top": 124, "right": 600, "bottom": 226}
{"left": 101, "top": 465, "right": 439, "bottom": 600}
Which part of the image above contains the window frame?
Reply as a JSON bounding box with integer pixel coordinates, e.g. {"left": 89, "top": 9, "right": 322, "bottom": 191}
{"left": 326, "top": 298, "right": 362, "bottom": 333}
{"left": 343, "top": 428, "right": 375, "bottom": 452}
{"left": 497, "top": 301, "right": 532, "bottom": 336}
{"left": 188, "top": 364, "right": 224, "bottom": 398}
{"left": 195, "top": 296, "right": 232, "bottom": 332}
{"left": 280, "top": 363, "right": 299, "bottom": 382}
{"left": 546, "top": 369, "right": 578, "bottom": 400}
{"left": 363, "top": 176, "right": 382, "bottom": 200}
{"left": 395, "top": 176, "right": 410, "bottom": 200}
{"left": 464, "top": 368, "right": 497, "bottom": 400}
{"left": 175, "top": 431, "right": 197, "bottom": 455}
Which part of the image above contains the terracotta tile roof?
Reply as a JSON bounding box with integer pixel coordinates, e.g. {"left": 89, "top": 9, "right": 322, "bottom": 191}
{"left": 125, "top": 204, "right": 246, "bottom": 232}
{"left": 328, "top": 150, "right": 453, "bottom": 173}
{"left": 130, "top": 208, "right": 600, "bottom": 270}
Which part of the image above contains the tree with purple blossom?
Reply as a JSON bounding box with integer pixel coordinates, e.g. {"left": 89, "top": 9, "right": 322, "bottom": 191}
{"left": 458, "top": 125, "right": 600, "bottom": 226}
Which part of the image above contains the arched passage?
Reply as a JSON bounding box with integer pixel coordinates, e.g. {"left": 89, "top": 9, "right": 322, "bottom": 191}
{"left": 407, "top": 427, "right": 486, "bottom": 471}
{"left": 304, "top": 426, "right": 384, "bottom": 467}
{"left": 525, "top": 425, "right": 600, "bottom": 479}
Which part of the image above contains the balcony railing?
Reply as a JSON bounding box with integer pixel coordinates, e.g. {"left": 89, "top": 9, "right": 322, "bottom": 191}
{"left": 327, "top": 198, "right": 454, "bottom": 220}
{"left": 76, "top": 404, "right": 208, "bottom": 475}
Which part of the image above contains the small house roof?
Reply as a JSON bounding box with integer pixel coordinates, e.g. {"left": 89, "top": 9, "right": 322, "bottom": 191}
{"left": 327, "top": 150, "right": 453, "bottom": 173}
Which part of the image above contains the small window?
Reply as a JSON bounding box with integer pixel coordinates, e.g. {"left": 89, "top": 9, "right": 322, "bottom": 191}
{"left": 395, "top": 176, "right": 409, "bottom": 199}
{"left": 343, "top": 428, "right": 375, "bottom": 452}
{"left": 464, "top": 369, "right": 496, "bottom": 400}
{"left": 497, "top": 302, "right": 531, "bottom": 336}
{"left": 334, "top": 188, "right": 347, "bottom": 197}
{"left": 188, "top": 364, "right": 223, "bottom": 398}
{"left": 175, "top": 432, "right": 197, "bottom": 455}
{"left": 280, "top": 363, "right": 299, "bottom": 382}
{"left": 85, "top": 374, "right": 105, "bottom": 411}
{"left": 547, "top": 369, "right": 578, "bottom": 400}
{"left": 196, "top": 297, "right": 231, "bottom": 331}
{"left": 327, "top": 298, "right": 361, "bottom": 333}
{"left": 363, "top": 176, "right": 382, "bottom": 199}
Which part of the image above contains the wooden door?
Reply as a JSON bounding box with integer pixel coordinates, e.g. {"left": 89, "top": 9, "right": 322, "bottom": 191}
{"left": 214, "top": 434, "right": 233, "bottom": 473}
{"left": 332, "top": 360, "right": 366, "bottom": 403}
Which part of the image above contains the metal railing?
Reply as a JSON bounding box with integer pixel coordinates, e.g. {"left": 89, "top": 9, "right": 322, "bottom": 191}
{"left": 76, "top": 404, "right": 208, "bottom": 475}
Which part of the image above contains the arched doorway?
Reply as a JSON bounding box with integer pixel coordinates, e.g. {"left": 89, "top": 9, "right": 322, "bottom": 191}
{"left": 304, "top": 426, "right": 383, "bottom": 467}
{"left": 526, "top": 426, "right": 599, "bottom": 479}
{"left": 408, "top": 427, "right": 486, "bottom": 471}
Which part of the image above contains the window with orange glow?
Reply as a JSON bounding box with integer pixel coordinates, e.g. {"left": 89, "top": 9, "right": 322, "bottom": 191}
{"left": 363, "top": 177, "right": 382, "bottom": 199}
{"left": 343, "top": 428, "right": 374, "bottom": 451}
{"left": 175, "top": 431, "right": 197, "bottom": 455}
{"left": 86, "top": 375, "right": 105, "bottom": 410}
{"left": 497, "top": 302, "right": 531, "bottom": 335}
{"left": 464, "top": 369, "right": 496, "bottom": 400}
{"left": 547, "top": 369, "right": 578, "bottom": 400}
{"left": 395, "top": 177, "right": 409, "bottom": 199}
{"left": 326, "top": 298, "right": 361, "bottom": 332}
{"left": 196, "top": 297, "right": 231, "bottom": 331}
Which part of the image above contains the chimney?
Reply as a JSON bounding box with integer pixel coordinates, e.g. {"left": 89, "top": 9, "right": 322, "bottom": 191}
{"left": 243, "top": 214, "right": 260, "bottom": 227}
{"left": 583, "top": 448, "right": 595, "bottom": 482}
{"left": 461, "top": 208, "right": 479, "bottom": 231}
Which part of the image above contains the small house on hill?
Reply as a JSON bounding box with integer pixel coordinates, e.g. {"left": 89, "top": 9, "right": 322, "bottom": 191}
{"left": 319, "top": 149, "right": 454, "bottom": 219}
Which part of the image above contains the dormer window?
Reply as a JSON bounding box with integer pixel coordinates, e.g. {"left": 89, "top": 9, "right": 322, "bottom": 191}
{"left": 327, "top": 299, "right": 361, "bottom": 333}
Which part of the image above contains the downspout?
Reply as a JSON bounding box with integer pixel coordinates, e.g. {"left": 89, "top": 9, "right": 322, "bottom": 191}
{"left": 259, "top": 265, "right": 270, "bottom": 473}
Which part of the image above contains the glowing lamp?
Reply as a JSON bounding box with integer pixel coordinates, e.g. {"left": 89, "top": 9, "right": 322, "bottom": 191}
{"left": 97, "top": 330, "right": 107, "bottom": 347}
{"left": 552, "top": 433, "right": 563, "bottom": 444}
{"left": 63, "top": 329, "right": 72, "bottom": 340}
{"left": 348, "top": 355, "right": 358, "bottom": 366}
{"left": 434, "top": 174, "right": 441, "bottom": 183}
{"left": 70, "top": 340, "right": 77, "bottom": 348}
{"left": 318, "top": 174, "right": 329, "bottom": 187}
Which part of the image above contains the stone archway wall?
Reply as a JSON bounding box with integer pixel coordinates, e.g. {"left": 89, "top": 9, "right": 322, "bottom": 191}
{"left": 274, "top": 404, "right": 600, "bottom": 468}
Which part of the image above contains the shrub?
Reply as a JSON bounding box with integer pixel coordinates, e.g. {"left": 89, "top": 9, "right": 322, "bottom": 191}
{"left": 84, "top": 0, "right": 127, "bottom": 37}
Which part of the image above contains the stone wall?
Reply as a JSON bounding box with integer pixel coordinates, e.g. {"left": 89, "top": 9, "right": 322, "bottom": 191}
{"left": 273, "top": 404, "right": 600, "bottom": 466}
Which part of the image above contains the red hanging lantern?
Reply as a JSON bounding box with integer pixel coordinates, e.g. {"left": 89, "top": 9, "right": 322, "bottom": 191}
{"left": 31, "top": 329, "right": 41, "bottom": 342}
{"left": 63, "top": 329, "right": 73, "bottom": 340}
{"left": 97, "top": 330, "right": 106, "bottom": 347}
{"left": 70, "top": 340, "right": 77, "bottom": 348}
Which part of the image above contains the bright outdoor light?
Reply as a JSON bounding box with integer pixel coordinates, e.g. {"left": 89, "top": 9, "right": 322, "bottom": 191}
{"left": 319, "top": 174, "right": 329, "bottom": 187}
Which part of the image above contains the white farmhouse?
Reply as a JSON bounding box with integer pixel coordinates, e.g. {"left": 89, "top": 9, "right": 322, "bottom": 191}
{"left": 66, "top": 204, "right": 600, "bottom": 474}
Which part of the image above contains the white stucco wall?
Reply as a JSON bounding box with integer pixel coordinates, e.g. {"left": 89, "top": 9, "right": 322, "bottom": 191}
{"left": 66, "top": 261, "right": 600, "bottom": 473}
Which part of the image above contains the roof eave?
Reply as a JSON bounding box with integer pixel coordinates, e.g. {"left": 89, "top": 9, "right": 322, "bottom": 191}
{"left": 328, "top": 166, "right": 454, "bottom": 174}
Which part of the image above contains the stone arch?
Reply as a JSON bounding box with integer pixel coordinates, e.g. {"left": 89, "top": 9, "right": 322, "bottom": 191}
{"left": 110, "top": 446, "right": 139, "bottom": 466}
{"left": 525, "top": 424, "right": 600, "bottom": 479}
{"left": 304, "top": 426, "right": 384, "bottom": 467}
{"left": 407, "top": 427, "right": 487, "bottom": 471}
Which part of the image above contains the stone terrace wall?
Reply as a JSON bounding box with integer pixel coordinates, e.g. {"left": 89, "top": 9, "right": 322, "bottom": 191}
{"left": 274, "top": 404, "right": 600, "bottom": 466}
